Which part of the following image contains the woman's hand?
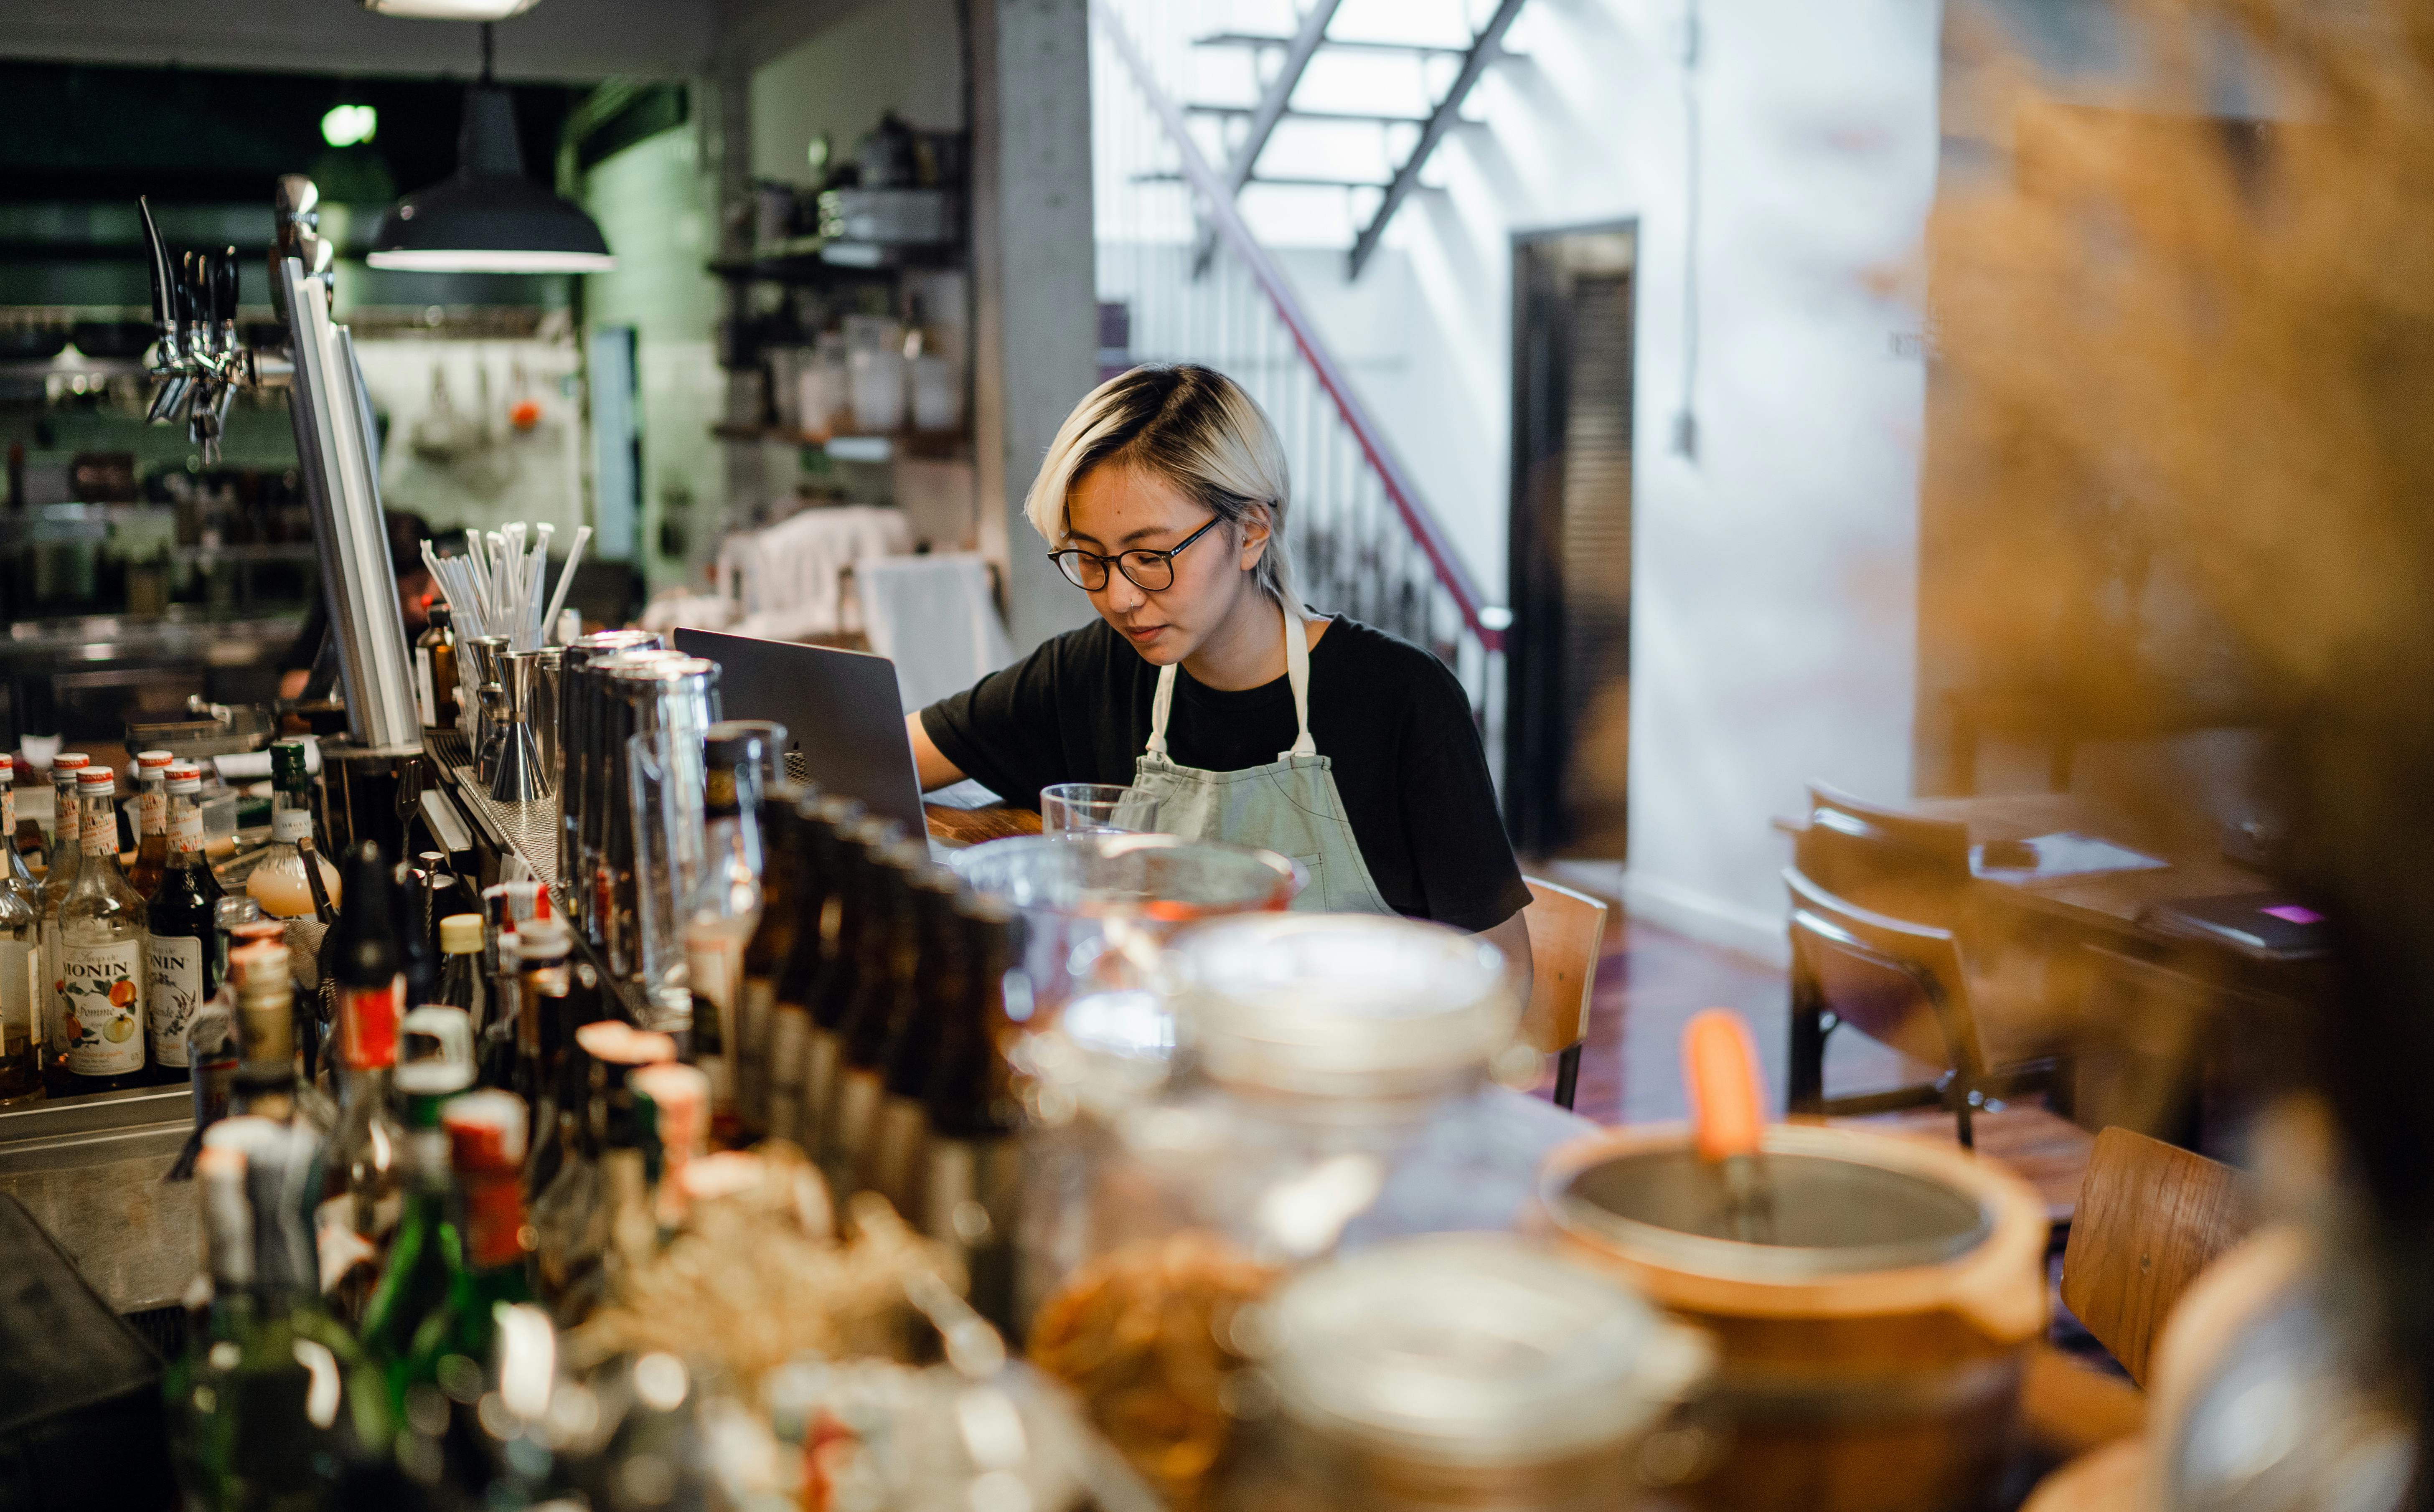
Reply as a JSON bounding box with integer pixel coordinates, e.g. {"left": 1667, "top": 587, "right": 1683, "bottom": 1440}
{"left": 906, "top": 712, "right": 968, "bottom": 792}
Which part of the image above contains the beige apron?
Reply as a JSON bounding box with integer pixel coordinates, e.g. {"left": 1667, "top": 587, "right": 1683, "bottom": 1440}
{"left": 1129, "top": 608, "right": 1394, "bottom": 916}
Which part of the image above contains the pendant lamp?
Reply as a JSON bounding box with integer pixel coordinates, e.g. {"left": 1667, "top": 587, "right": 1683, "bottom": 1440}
{"left": 367, "top": 24, "right": 613, "bottom": 274}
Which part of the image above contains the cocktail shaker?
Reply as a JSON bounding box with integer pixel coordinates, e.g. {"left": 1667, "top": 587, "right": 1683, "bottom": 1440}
{"left": 557, "top": 629, "right": 659, "bottom": 914}
{"left": 600, "top": 657, "right": 720, "bottom": 983}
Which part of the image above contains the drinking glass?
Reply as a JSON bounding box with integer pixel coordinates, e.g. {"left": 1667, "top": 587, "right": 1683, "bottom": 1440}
{"left": 627, "top": 728, "right": 708, "bottom": 1025}
{"left": 1040, "top": 783, "right": 1160, "bottom": 837}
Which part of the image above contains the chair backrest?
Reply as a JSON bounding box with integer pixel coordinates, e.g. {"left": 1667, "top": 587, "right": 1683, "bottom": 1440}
{"left": 1794, "top": 782, "right": 1974, "bottom": 931}
{"left": 2060, "top": 1126, "right": 2253, "bottom": 1388}
{"left": 1784, "top": 865, "right": 1986, "bottom": 1080}
{"left": 1519, "top": 877, "right": 1610, "bottom": 1057}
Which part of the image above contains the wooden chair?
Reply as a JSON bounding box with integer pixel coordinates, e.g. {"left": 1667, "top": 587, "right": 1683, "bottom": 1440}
{"left": 1792, "top": 782, "right": 1974, "bottom": 932}
{"left": 2060, "top": 1126, "right": 2253, "bottom": 1388}
{"left": 1519, "top": 876, "right": 1610, "bottom": 1111}
{"left": 1784, "top": 865, "right": 2093, "bottom": 1222}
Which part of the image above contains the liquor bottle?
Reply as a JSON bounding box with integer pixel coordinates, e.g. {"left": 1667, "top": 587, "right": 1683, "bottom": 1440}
{"left": 3, "top": 754, "right": 45, "bottom": 885}
{"left": 0, "top": 776, "right": 37, "bottom": 1106}
{"left": 407, "top": 1088, "right": 534, "bottom": 1383}
{"left": 38, "top": 752, "right": 89, "bottom": 1092}
{"left": 533, "top": 1020, "right": 671, "bottom": 1323}
{"left": 177, "top": 1116, "right": 391, "bottom": 1504}
{"left": 127, "top": 748, "right": 175, "bottom": 901}
{"left": 414, "top": 602, "right": 458, "bottom": 731}
{"left": 436, "top": 913, "right": 485, "bottom": 1030}
{"left": 630, "top": 1062, "right": 708, "bottom": 1227}
{"left": 396, "top": 861, "right": 438, "bottom": 1009}
{"left": 247, "top": 739, "right": 340, "bottom": 921}
{"left": 228, "top": 939, "right": 298, "bottom": 1124}
{"left": 798, "top": 808, "right": 883, "bottom": 1154}
{"left": 869, "top": 868, "right": 967, "bottom": 1216}
{"left": 821, "top": 837, "right": 927, "bottom": 1195}
{"left": 512, "top": 919, "right": 572, "bottom": 1151}
{"left": 58, "top": 766, "right": 150, "bottom": 1094}
{"left": 322, "top": 843, "right": 408, "bottom": 1303}
{"left": 165, "top": 1143, "right": 252, "bottom": 1499}
{"left": 737, "top": 767, "right": 803, "bottom": 1132}
{"left": 923, "top": 894, "right": 1026, "bottom": 1330}
{"left": 165, "top": 964, "right": 237, "bottom": 1179}
{"left": 361, "top": 1006, "right": 476, "bottom": 1408}
{"left": 147, "top": 762, "right": 219, "bottom": 1083}
{"left": 0, "top": 755, "right": 43, "bottom": 909}
{"left": 682, "top": 725, "right": 766, "bottom": 1139}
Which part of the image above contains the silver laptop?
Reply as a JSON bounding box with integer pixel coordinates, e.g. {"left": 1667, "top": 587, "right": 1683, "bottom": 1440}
{"left": 672, "top": 627, "right": 929, "bottom": 833}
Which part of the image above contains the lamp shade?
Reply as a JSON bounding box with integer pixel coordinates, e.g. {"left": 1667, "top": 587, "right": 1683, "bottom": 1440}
{"left": 359, "top": 0, "right": 543, "bottom": 21}
{"left": 368, "top": 85, "right": 612, "bottom": 274}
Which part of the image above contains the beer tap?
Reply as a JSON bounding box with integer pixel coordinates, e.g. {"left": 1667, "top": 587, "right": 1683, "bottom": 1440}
{"left": 139, "top": 199, "right": 282, "bottom": 464}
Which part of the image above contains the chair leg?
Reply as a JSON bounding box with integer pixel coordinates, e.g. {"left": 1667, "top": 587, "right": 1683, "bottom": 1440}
{"left": 1788, "top": 972, "right": 1828, "bottom": 1115}
{"left": 1552, "top": 1043, "right": 1583, "bottom": 1111}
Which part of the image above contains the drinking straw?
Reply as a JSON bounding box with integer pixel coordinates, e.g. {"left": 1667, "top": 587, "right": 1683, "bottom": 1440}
{"left": 539, "top": 526, "right": 592, "bottom": 645}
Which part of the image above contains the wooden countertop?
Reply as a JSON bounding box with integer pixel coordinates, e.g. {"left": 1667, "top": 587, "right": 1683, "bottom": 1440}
{"left": 923, "top": 799, "right": 1042, "bottom": 848}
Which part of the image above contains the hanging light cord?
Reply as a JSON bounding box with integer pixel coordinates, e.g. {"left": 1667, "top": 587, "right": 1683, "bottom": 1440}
{"left": 480, "top": 21, "right": 495, "bottom": 84}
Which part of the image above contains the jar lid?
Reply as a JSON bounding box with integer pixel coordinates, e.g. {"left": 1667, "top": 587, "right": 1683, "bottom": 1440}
{"left": 1266, "top": 1234, "right": 1708, "bottom": 1467}
{"left": 1164, "top": 914, "right": 1516, "bottom": 1098}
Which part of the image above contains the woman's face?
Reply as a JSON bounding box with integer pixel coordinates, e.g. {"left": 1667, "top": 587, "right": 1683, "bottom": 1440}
{"left": 1063, "top": 464, "right": 1268, "bottom": 667}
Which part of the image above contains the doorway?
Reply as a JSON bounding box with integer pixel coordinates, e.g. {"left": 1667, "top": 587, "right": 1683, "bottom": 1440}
{"left": 1506, "top": 224, "right": 1636, "bottom": 858}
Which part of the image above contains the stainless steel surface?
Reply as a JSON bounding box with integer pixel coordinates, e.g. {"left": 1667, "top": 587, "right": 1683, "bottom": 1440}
{"left": 278, "top": 254, "right": 422, "bottom": 749}
{"left": 559, "top": 632, "right": 664, "bottom": 938}
{"left": 1545, "top": 1126, "right": 1994, "bottom": 1281}
{"left": 0, "top": 1086, "right": 196, "bottom": 1312}
{"left": 530, "top": 646, "right": 563, "bottom": 784}
{"left": 600, "top": 657, "right": 718, "bottom": 979}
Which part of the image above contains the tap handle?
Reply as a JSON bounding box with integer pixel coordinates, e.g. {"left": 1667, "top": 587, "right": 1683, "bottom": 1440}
{"left": 137, "top": 197, "right": 178, "bottom": 353}
{"left": 213, "top": 248, "right": 240, "bottom": 350}
{"left": 178, "top": 251, "right": 205, "bottom": 351}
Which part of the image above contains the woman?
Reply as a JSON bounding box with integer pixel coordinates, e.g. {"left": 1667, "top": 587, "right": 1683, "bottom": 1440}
{"left": 908, "top": 364, "right": 1533, "bottom": 972}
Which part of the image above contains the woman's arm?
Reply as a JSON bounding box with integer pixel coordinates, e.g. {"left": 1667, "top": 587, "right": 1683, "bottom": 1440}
{"left": 907, "top": 711, "right": 969, "bottom": 792}
{"left": 1479, "top": 908, "right": 1535, "bottom": 1008}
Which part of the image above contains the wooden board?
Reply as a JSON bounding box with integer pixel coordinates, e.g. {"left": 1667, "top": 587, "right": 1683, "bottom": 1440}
{"left": 2060, "top": 1127, "right": 2254, "bottom": 1388}
{"left": 923, "top": 800, "right": 1042, "bottom": 849}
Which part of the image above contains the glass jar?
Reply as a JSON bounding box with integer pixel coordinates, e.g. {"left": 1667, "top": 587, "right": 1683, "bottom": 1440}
{"left": 1020, "top": 913, "right": 1520, "bottom": 1509}
{"left": 1222, "top": 1234, "right": 1711, "bottom": 1512}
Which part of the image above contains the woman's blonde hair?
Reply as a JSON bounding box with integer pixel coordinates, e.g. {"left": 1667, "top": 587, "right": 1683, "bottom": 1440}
{"left": 1024, "top": 364, "right": 1296, "bottom": 609}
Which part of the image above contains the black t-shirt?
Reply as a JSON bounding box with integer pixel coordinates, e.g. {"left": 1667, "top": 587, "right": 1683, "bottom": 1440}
{"left": 920, "top": 613, "right": 1530, "bottom": 931}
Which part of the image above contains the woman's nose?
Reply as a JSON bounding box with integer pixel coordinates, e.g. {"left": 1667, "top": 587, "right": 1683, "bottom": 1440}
{"left": 1100, "top": 572, "right": 1147, "bottom": 613}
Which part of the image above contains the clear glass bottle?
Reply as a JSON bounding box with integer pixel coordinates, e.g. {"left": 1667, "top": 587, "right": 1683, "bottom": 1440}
{"left": 3, "top": 753, "right": 46, "bottom": 886}
{"left": 58, "top": 766, "right": 150, "bottom": 1094}
{"left": 247, "top": 739, "right": 340, "bottom": 921}
{"left": 127, "top": 748, "right": 175, "bottom": 901}
{"left": 227, "top": 938, "right": 298, "bottom": 1125}
{"left": 147, "top": 763, "right": 219, "bottom": 1083}
{"left": 38, "top": 752, "right": 89, "bottom": 1093}
{"left": 321, "top": 844, "right": 407, "bottom": 1307}
{"left": 681, "top": 725, "right": 766, "bottom": 1138}
{"left": 0, "top": 766, "right": 40, "bottom": 1106}
{"left": 0, "top": 754, "right": 43, "bottom": 910}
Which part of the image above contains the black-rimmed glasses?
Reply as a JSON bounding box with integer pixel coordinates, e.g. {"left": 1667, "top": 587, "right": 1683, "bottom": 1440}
{"left": 1048, "top": 514, "right": 1224, "bottom": 592}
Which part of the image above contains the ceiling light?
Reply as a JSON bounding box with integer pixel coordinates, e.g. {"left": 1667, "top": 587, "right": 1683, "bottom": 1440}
{"left": 321, "top": 104, "right": 379, "bottom": 147}
{"left": 367, "top": 27, "right": 613, "bottom": 275}
{"left": 359, "top": 0, "right": 544, "bottom": 18}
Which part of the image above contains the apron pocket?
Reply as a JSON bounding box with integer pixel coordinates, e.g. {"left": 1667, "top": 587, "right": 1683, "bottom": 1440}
{"left": 1288, "top": 852, "right": 1326, "bottom": 908}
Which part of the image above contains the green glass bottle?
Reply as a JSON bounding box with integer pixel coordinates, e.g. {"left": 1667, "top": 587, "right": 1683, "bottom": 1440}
{"left": 406, "top": 1088, "right": 535, "bottom": 1385}
{"left": 359, "top": 1005, "right": 478, "bottom": 1410}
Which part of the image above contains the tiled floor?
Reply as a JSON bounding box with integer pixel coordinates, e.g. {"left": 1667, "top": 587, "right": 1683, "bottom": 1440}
{"left": 1533, "top": 910, "right": 1931, "bottom": 1126}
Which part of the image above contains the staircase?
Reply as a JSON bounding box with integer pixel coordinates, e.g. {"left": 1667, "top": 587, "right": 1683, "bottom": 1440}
{"left": 1089, "top": 0, "right": 1519, "bottom": 775}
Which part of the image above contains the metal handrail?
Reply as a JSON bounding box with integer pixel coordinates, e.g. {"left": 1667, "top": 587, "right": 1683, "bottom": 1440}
{"left": 1090, "top": 0, "right": 1507, "bottom": 653}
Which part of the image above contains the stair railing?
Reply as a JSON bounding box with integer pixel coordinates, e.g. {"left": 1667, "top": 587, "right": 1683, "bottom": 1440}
{"left": 1090, "top": 0, "right": 1509, "bottom": 765}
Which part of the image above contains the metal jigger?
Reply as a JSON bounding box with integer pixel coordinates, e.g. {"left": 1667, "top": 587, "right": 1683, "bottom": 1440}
{"left": 489, "top": 652, "right": 551, "bottom": 804}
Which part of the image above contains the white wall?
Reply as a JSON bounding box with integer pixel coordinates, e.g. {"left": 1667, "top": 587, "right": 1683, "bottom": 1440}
{"left": 1098, "top": 0, "right": 1941, "bottom": 961}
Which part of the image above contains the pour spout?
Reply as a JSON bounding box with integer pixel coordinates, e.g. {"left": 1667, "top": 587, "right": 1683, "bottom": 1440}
{"left": 1684, "top": 1009, "right": 1768, "bottom": 1162}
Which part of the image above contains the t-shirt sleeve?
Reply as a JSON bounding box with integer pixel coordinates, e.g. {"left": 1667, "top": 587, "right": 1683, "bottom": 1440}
{"left": 917, "top": 634, "right": 1076, "bottom": 808}
{"left": 1401, "top": 712, "right": 1533, "bottom": 934}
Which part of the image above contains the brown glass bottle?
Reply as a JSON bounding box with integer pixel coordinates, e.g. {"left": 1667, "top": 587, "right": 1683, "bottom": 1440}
{"left": 868, "top": 868, "right": 966, "bottom": 1217}
{"left": 801, "top": 812, "right": 892, "bottom": 1162}
{"left": 923, "top": 894, "right": 1026, "bottom": 1330}
{"left": 127, "top": 749, "right": 175, "bottom": 901}
{"left": 735, "top": 777, "right": 804, "bottom": 1135}
{"left": 817, "top": 833, "right": 923, "bottom": 1196}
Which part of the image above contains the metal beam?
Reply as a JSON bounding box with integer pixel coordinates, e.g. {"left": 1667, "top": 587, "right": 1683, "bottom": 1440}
{"left": 1345, "top": 0, "right": 1529, "bottom": 279}
{"left": 1194, "top": 31, "right": 1472, "bottom": 58}
{"left": 1190, "top": 0, "right": 1341, "bottom": 277}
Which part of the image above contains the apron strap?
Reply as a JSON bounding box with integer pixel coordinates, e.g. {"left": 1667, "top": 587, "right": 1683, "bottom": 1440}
{"left": 1141, "top": 601, "right": 1317, "bottom": 759}
{"left": 1281, "top": 604, "right": 1316, "bottom": 759}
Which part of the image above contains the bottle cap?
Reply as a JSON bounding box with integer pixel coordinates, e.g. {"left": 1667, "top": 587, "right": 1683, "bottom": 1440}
{"left": 76, "top": 769, "right": 113, "bottom": 796}
{"left": 52, "top": 753, "right": 88, "bottom": 773}
{"left": 137, "top": 750, "right": 174, "bottom": 771}
{"left": 269, "top": 739, "right": 307, "bottom": 791}
{"left": 166, "top": 764, "right": 202, "bottom": 795}
{"left": 514, "top": 917, "right": 570, "bottom": 961}
{"left": 230, "top": 939, "right": 292, "bottom": 993}
{"left": 442, "top": 1088, "right": 528, "bottom": 1170}
{"left": 439, "top": 913, "right": 484, "bottom": 955}
{"left": 0, "top": 754, "right": 13, "bottom": 777}
{"left": 230, "top": 918, "right": 285, "bottom": 949}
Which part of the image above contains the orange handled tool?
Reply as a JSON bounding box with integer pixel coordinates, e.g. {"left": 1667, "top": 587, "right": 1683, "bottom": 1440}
{"left": 1684, "top": 1008, "right": 1768, "bottom": 1163}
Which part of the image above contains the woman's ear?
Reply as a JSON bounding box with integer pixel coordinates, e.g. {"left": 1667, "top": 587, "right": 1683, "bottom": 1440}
{"left": 1237, "top": 503, "right": 1274, "bottom": 571}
